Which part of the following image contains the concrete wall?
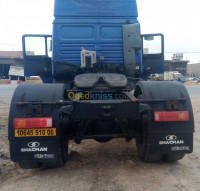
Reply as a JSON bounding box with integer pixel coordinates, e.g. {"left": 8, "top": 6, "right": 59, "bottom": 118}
{"left": 0, "top": 51, "right": 23, "bottom": 58}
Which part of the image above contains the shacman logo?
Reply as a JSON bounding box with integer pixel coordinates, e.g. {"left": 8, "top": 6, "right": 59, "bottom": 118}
{"left": 166, "top": 135, "right": 177, "bottom": 141}
{"left": 28, "top": 142, "right": 40, "bottom": 148}
{"left": 159, "top": 135, "right": 184, "bottom": 145}
{"left": 21, "top": 142, "right": 47, "bottom": 152}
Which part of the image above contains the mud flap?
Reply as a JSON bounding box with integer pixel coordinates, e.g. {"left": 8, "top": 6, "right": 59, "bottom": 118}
{"left": 149, "top": 133, "right": 193, "bottom": 154}
{"left": 134, "top": 81, "right": 194, "bottom": 155}
{"left": 8, "top": 83, "right": 67, "bottom": 165}
{"left": 10, "top": 139, "right": 60, "bottom": 162}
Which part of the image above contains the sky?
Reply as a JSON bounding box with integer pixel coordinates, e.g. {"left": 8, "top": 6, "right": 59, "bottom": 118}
{"left": 0, "top": 0, "right": 200, "bottom": 63}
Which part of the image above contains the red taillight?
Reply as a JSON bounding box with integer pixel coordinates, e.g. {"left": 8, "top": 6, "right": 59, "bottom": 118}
{"left": 14, "top": 117, "right": 53, "bottom": 129}
{"left": 154, "top": 111, "right": 189, "bottom": 122}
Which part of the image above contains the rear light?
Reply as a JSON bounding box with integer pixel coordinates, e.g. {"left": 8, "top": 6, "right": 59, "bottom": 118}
{"left": 14, "top": 117, "right": 52, "bottom": 129}
{"left": 154, "top": 111, "right": 189, "bottom": 122}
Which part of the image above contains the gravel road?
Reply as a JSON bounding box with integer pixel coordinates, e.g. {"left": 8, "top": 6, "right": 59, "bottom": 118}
{"left": 0, "top": 84, "right": 199, "bottom": 191}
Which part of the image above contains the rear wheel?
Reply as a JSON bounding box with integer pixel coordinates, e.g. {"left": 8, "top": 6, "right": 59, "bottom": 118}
{"left": 162, "top": 154, "right": 185, "bottom": 162}
{"left": 136, "top": 94, "right": 162, "bottom": 162}
{"left": 42, "top": 139, "right": 68, "bottom": 168}
{"left": 8, "top": 84, "right": 68, "bottom": 169}
{"left": 136, "top": 129, "right": 162, "bottom": 162}
{"left": 18, "top": 161, "right": 41, "bottom": 169}
{"left": 134, "top": 82, "right": 194, "bottom": 163}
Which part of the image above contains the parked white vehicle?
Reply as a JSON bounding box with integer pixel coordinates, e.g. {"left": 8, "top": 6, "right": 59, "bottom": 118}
{"left": 164, "top": 71, "right": 182, "bottom": 81}
{"left": 8, "top": 66, "right": 24, "bottom": 80}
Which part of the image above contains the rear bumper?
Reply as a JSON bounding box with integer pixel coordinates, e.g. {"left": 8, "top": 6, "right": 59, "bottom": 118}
{"left": 72, "top": 100, "right": 148, "bottom": 120}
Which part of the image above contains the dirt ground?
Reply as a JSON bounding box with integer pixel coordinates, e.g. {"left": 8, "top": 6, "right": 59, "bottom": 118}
{"left": 0, "top": 91, "right": 200, "bottom": 191}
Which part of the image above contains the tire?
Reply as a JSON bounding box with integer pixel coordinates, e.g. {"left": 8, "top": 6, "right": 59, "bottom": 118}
{"left": 136, "top": 130, "right": 162, "bottom": 162}
{"left": 134, "top": 83, "right": 194, "bottom": 163}
{"left": 18, "top": 161, "right": 41, "bottom": 169}
{"left": 136, "top": 94, "right": 162, "bottom": 162}
{"left": 42, "top": 139, "right": 68, "bottom": 168}
{"left": 95, "top": 138, "right": 112, "bottom": 143}
{"left": 162, "top": 154, "right": 185, "bottom": 162}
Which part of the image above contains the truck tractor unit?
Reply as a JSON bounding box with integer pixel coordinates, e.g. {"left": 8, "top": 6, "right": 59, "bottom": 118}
{"left": 8, "top": 0, "right": 194, "bottom": 168}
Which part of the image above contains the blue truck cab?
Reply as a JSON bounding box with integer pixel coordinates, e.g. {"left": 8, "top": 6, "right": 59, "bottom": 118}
{"left": 22, "top": 0, "right": 164, "bottom": 83}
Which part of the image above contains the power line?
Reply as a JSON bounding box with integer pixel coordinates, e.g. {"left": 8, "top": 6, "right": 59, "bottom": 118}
{"left": 0, "top": 44, "right": 21, "bottom": 45}
{"left": 165, "top": 52, "right": 200, "bottom": 54}
{"left": 0, "top": 44, "right": 200, "bottom": 54}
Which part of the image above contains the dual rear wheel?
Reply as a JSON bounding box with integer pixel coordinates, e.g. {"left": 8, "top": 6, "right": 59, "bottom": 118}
{"left": 135, "top": 129, "right": 185, "bottom": 163}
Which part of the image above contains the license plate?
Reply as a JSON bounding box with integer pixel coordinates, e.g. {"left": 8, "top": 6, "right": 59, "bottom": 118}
{"left": 15, "top": 128, "right": 56, "bottom": 137}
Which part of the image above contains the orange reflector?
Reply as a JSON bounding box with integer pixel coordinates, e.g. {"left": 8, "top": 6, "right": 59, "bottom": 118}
{"left": 154, "top": 111, "right": 189, "bottom": 122}
{"left": 14, "top": 117, "right": 53, "bottom": 129}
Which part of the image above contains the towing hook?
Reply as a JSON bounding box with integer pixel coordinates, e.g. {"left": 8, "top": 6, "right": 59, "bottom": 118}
{"left": 99, "top": 76, "right": 104, "bottom": 83}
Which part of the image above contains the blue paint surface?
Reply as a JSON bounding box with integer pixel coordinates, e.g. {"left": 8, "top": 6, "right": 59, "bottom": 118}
{"left": 53, "top": 0, "right": 139, "bottom": 66}
{"left": 54, "top": 0, "right": 138, "bottom": 18}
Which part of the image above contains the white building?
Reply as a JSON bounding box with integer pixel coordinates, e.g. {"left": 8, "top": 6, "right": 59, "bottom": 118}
{"left": 187, "top": 63, "right": 200, "bottom": 77}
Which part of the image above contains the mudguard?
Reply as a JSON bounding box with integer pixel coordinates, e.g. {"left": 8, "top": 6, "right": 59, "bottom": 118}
{"left": 8, "top": 83, "right": 66, "bottom": 163}
{"left": 134, "top": 81, "right": 194, "bottom": 154}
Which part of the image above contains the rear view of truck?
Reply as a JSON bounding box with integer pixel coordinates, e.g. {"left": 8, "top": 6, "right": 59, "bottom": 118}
{"left": 8, "top": 0, "right": 194, "bottom": 168}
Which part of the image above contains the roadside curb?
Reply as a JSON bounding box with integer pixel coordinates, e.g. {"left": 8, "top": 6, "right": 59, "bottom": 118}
{"left": 17, "top": 80, "right": 22, "bottom": 84}
{"left": 0, "top": 80, "right": 43, "bottom": 85}
{"left": 0, "top": 80, "right": 11, "bottom": 84}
